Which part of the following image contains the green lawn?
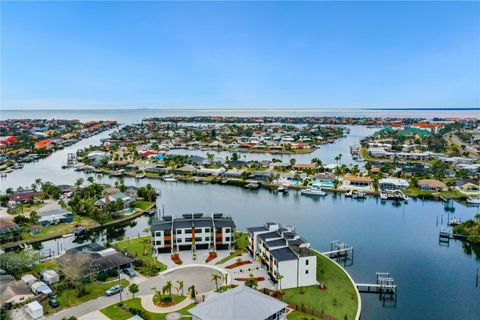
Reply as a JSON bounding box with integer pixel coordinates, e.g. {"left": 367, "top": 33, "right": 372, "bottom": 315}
{"left": 215, "top": 232, "right": 248, "bottom": 265}
{"left": 112, "top": 236, "right": 166, "bottom": 275}
{"left": 22, "top": 217, "right": 99, "bottom": 241}
{"left": 101, "top": 298, "right": 195, "bottom": 320}
{"left": 135, "top": 200, "right": 155, "bottom": 211}
{"left": 152, "top": 294, "right": 185, "bottom": 305}
{"left": 282, "top": 252, "right": 358, "bottom": 320}
{"left": 47, "top": 279, "right": 130, "bottom": 312}
{"left": 287, "top": 310, "right": 321, "bottom": 320}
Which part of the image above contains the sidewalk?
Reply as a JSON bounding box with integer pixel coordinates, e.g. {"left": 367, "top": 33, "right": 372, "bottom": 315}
{"left": 140, "top": 294, "right": 194, "bottom": 313}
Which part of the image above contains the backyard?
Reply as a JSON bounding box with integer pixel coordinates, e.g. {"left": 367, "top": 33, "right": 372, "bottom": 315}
{"left": 112, "top": 236, "right": 166, "bottom": 275}
{"left": 282, "top": 252, "right": 358, "bottom": 320}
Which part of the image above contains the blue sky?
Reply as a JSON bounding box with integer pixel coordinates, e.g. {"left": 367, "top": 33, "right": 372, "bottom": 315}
{"left": 1, "top": 1, "right": 479, "bottom": 110}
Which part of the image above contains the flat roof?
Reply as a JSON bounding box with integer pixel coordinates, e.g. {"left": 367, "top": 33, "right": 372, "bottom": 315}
{"left": 258, "top": 231, "right": 281, "bottom": 241}
{"left": 246, "top": 226, "right": 268, "bottom": 234}
{"left": 266, "top": 239, "right": 287, "bottom": 247}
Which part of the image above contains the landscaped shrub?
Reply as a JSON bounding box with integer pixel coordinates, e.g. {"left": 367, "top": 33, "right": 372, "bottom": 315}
{"left": 205, "top": 251, "right": 217, "bottom": 263}
{"left": 171, "top": 253, "right": 182, "bottom": 265}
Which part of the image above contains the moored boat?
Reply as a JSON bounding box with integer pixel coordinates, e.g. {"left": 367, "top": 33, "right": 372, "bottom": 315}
{"left": 301, "top": 185, "right": 326, "bottom": 196}
{"left": 467, "top": 197, "right": 480, "bottom": 205}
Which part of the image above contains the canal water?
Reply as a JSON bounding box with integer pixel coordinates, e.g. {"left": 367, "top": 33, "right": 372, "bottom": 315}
{"left": 1, "top": 109, "right": 480, "bottom": 319}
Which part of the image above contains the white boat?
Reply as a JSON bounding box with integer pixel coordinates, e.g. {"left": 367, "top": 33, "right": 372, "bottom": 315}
{"left": 135, "top": 174, "right": 146, "bottom": 179}
{"left": 163, "top": 175, "right": 178, "bottom": 182}
{"left": 278, "top": 184, "right": 289, "bottom": 193}
{"left": 467, "top": 197, "right": 480, "bottom": 205}
{"left": 345, "top": 189, "right": 354, "bottom": 198}
{"left": 352, "top": 190, "right": 366, "bottom": 199}
{"left": 380, "top": 191, "right": 388, "bottom": 200}
{"left": 301, "top": 186, "right": 326, "bottom": 196}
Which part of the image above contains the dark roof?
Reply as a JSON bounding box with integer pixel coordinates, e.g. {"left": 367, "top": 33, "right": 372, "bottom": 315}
{"left": 151, "top": 221, "right": 172, "bottom": 231}
{"left": 288, "top": 239, "right": 306, "bottom": 246}
{"left": 266, "top": 239, "right": 287, "bottom": 247}
{"left": 269, "top": 247, "right": 298, "bottom": 262}
{"left": 173, "top": 220, "right": 193, "bottom": 229}
{"left": 282, "top": 231, "right": 297, "bottom": 239}
{"left": 258, "top": 231, "right": 280, "bottom": 241}
{"left": 246, "top": 226, "right": 268, "bottom": 234}
{"left": 214, "top": 219, "right": 236, "bottom": 228}
{"left": 194, "top": 219, "right": 214, "bottom": 228}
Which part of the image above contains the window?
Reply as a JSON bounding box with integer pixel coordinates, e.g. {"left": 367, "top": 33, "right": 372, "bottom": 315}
{"left": 225, "top": 237, "right": 230, "bottom": 241}
{"left": 305, "top": 259, "right": 309, "bottom": 265}
{"left": 185, "top": 229, "right": 192, "bottom": 234}
{"left": 176, "top": 238, "right": 182, "bottom": 243}
{"left": 305, "top": 270, "right": 309, "bottom": 274}
{"left": 156, "top": 240, "right": 162, "bottom": 245}
{"left": 204, "top": 228, "right": 210, "bottom": 233}
{"left": 165, "top": 240, "right": 171, "bottom": 245}
{"left": 176, "top": 229, "right": 182, "bottom": 234}
{"left": 155, "top": 231, "right": 162, "bottom": 237}
{"left": 195, "top": 237, "right": 201, "bottom": 242}
{"left": 186, "top": 237, "right": 192, "bottom": 242}
{"left": 205, "top": 237, "right": 210, "bottom": 241}
{"left": 225, "top": 228, "right": 230, "bottom": 233}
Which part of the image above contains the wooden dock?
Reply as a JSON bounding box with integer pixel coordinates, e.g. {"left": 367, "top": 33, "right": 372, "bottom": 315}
{"left": 357, "top": 272, "right": 398, "bottom": 306}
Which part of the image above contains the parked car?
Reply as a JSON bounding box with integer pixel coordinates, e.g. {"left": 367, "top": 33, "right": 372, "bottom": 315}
{"left": 105, "top": 285, "right": 123, "bottom": 296}
{"left": 123, "top": 267, "right": 136, "bottom": 277}
{"left": 48, "top": 298, "right": 59, "bottom": 308}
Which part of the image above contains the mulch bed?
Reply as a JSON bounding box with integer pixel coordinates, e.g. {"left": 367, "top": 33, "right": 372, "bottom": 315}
{"left": 205, "top": 251, "right": 218, "bottom": 263}
{"left": 234, "top": 277, "right": 265, "bottom": 282}
{"left": 171, "top": 253, "right": 183, "bottom": 265}
{"left": 225, "top": 260, "right": 252, "bottom": 269}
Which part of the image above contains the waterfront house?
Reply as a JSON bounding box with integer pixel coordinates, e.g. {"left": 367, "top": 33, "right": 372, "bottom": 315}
{"left": 57, "top": 244, "right": 134, "bottom": 277}
{"left": 251, "top": 171, "right": 275, "bottom": 182}
{"left": 189, "top": 285, "right": 288, "bottom": 320}
{"left": 150, "top": 213, "right": 236, "bottom": 253}
{"left": 247, "top": 222, "right": 317, "bottom": 289}
{"left": 455, "top": 179, "right": 480, "bottom": 195}
{"left": 0, "top": 274, "right": 34, "bottom": 306}
{"left": 190, "top": 155, "right": 207, "bottom": 165}
{"left": 292, "top": 163, "right": 316, "bottom": 171}
{"left": 378, "top": 178, "right": 410, "bottom": 190}
{"left": 95, "top": 192, "right": 133, "bottom": 209}
{"left": 0, "top": 220, "right": 22, "bottom": 243}
{"left": 417, "top": 179, "right": 448, "bottom": 192}
{"left": 174, "top": 165, "right": 197, "bottom": 175}
{"left": 313, "top": 173, "right": 336, "bottom": 188}
{"left": 38, "top": 209, "right": 74, "bottom": 226}
{"left": 196, "top": 167, "right": 226, "bottom": 177}
{"left": 342, "top": 175, "right": 373, "bottom": 190}
{"left": 8, "top": 190, "right": 43, "bottom": 204}
{"left": 223, "top": 168, "right": 245, "bottom": 178}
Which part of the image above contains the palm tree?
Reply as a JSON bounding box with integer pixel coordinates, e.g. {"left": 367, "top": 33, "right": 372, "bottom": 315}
{"left": 311, "top": 157, "right": 323, "bottom": 170}
{"left": 276, "top": 273, "right": 284, "bottom": 292}
{"left": 162, "top": 281, "right": 173, "bottom": 298}
{"left": 245, "top": 274, "right": 258, "bottom": 289}
{"left": 289, "top": 158, "right": 297, "bottom": 167}
{"left": 335, "top": 154, "right": 342, "bottom": 166}
{"left": 211, "top": 273, "right": 221, "bottom": 290}
{"left": 188, "top": 284, "right": 196, "bottom": 299}
{"left": 176, "top": 280, "right": 184, "bottom": 296}
{"left": 87, "top": 176, "right": 94, "bottom": 184}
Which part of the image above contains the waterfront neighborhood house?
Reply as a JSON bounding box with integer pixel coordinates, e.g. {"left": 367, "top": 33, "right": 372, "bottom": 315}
{"left": 150, "top": 213, "right": 236, "bottom": 254}
{"left": 312, "top": 173, "right": 336, "bottom": 188}
{"left": 378, "top": 178, "right": 410, "bottom": 191}
{"left": 8, "top": 190, "right": 43, "bottom": 205}
{"left": 247, "top": 222, "right": 317, "bottom": 289}
{"left": 95, "top": 192, "right": 134, "bottom": 209}
{"left": 417, "top": 179, "right": 448, "bottom": 192}
{"left": 190, "top": 285, "right": 288, "bottom": 320}
{"left": 57, "top": 244, "right": 134, "bottom": 277}
{"left": 454, "top": 179, "right": 480, "bottom": 195}
{"left": 0, "top": 220, "right": 22, "bottom": 243}
{"left": 0, "top": 274, "right": 34, "bottom": 306}
{"left": 38, "top": 208, "right": 74, "bottom": 227}
{"left": 342, "top": 175, "right": 373, "bottom": 190}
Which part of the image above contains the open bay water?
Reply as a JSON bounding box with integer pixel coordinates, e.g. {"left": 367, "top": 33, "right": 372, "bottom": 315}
{"left": 1, "top": 109, "right": 480, "bottom": 319}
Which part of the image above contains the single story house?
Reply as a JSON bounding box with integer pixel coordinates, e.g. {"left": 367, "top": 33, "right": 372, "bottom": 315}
{"left": 455, "top": 179, "right": 480, "bottom": 194}
{"left": 190, "top": 285, "right": 288, "bottom": 320}
{"left": 26, "top": 301, "right": 43, "bottom": 319}
{"left": 196, "top": 167, "right": 226, "bottom": 177}
{"left": 0, "top": 220, "right": 22, "bottom": 244}
{"left": 38, "top": 209, "right": 74, "bottom": 227}
{"left": 223, "top": 169, "right": 245, "bottom": 178}
{"left": 0, "top": 274, "right": 34, "bottom": 306}
{"left": 251, "top": 171, "right": 276, "bottom": 182}
{"left": 20, "top": 274, "right": 37, "bottom": 286}
{"left": 95, "top": 192, "right": 134, "bottom": 209}
{"left": 40, "top": 270, "right": 60, "bottom": 285}
{"left": 292, "top": 163, "right": 316, "bottom": 171}
{"left": 342, "top": 175, "right": 373, "bottom": 189}
{"left": 8, "top": 190, "right": 43, "bottom": 204}
{"left": 174, "top": 165, "right": 197, "bottom": 175}
{"left": 378, "top": 178, "right": 410, "bottom": 190}
{"left": 418, "top": 179, "right": 448, "bottom": 192}
{"left": 313, "top": 173, "right": 336, "bottom": 188}
{"left": 57, "top": 244, "right": 134, "bottom": 277}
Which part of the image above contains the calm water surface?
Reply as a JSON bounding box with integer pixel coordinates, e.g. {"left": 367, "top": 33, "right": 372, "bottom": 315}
{"left": 1, "top": 109, "right": 479, "bottom": 319}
